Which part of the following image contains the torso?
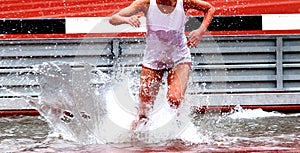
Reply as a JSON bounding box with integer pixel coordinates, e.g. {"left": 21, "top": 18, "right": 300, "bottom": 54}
{"left": 142, "top": 0, "right": 192, "bottom": 70}
{"left": 140, "top": 0, "right": 191, "bottom": 16}
{"left": 156, "top": 0, "right": 177, "bottom": 14}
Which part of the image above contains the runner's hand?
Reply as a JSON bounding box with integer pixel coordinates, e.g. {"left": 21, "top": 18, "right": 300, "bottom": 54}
{"left": 187, "top": 29, "right": 204, "bottom": 48}
{"left": 126, "top": 15, "right": 142, "bottom": 28}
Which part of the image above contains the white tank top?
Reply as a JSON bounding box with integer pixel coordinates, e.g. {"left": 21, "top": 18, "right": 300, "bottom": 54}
{"left": 143, "top": 0, "right": 191, "bottom": 70}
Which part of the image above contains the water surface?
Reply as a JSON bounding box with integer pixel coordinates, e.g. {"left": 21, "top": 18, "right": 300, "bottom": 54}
{"left": 1, "top": 111, "right": 299, "bottom": 153}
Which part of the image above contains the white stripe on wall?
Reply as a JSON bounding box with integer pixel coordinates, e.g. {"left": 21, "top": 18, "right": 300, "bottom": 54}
{"left": 66, "top": 14, "right": 300, "bottom": 33}
{"left": 262, "top": 14, "right": 300, "bottom": 30}
{"left": 65, "top": 17, "right": 147, "bottom": 34}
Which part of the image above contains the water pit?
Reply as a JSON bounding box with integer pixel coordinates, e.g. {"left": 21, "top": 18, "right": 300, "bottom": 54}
{"left": 0, "top": 62, "right": 299, "bottom": 152}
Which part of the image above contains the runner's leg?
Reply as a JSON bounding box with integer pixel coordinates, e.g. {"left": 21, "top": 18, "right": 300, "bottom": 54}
{"left": 167, "top": 63, "right": 191, "bottom": 109}
{"left": 137, "top": 66, "right": 164, "bottom": 120}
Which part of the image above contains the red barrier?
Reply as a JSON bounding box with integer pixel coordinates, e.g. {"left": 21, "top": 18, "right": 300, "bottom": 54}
{"left": 0, "top": 109, "right": 40, "bottom": 117}
{"left": 1, "top": 105, "right": 300, "bottom": 117}
{"left": 193, "top": 105, "right": 300, "bottom": 114}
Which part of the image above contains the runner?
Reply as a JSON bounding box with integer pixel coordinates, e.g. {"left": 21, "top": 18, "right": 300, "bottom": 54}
{"left": 109, "top": 0, "right": 215, "bottom": 129}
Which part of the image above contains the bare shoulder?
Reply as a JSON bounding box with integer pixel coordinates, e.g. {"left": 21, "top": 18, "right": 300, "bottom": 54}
{"left": 117, "top": 0, "right": 150, "bottom": 16}
{"left": 134, "top": 0, "right": 150, "bottom": 5}
{"left": 183, "top": 0, "right": 213, "bottom": 11}
{"left": 131, "top": 0, "right": 150, "bottom": 12}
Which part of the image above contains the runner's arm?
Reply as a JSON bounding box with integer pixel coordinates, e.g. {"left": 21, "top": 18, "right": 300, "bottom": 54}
{"left": 186, "top": 0, "right": 215, "bottom": 33}
{"left": 109, "top": 0, "right": 146, "bottom": 27}
{"left": 185, "top": 0, "right": 215, "bottom": 47}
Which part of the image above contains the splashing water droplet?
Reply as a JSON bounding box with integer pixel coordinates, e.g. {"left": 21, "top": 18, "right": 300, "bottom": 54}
{"left": 27, "top": 62, "right": 201, "bottom": 145}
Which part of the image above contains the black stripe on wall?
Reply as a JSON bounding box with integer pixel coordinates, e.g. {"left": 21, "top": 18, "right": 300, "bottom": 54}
{"left": 0, "top": 16, "right": 263, "bottom": 34}
{"left": 0, "top": 19, "right": 65, "bottom": 34}
{"left": 186, "top": 16, "right": 263, "bottom": 31}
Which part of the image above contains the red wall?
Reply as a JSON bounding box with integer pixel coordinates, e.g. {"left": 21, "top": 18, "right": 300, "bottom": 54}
{"left": 202, "top": 0, "right": 300, "bottom": 16}
{"left": 1, "top": 0, "right": 300, "bottom": 38}
{"left": 1, "top": 0, "right": 131, "bottom": 18}
{"left": 1, "top": 0, "right": 300, "bottom": 18}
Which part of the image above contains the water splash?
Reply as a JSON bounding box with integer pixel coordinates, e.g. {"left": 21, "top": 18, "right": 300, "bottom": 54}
{"left": 28, "top": 62, "right": 111, "bottom": 144}
{"left": 27, "top": 61, "right": 202, "bottom": 145}
{"left": 225, "top": 105, "right": 300, "bottom": 119}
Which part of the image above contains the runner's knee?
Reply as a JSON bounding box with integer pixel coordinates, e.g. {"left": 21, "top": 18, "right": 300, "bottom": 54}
{"left": 167, "top": 93, "right": 182, "bottom": 109}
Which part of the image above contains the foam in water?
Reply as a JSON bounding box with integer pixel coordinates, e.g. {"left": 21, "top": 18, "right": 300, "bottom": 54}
{"left": 227, "top": 105, "right": 286, "bottom": 119}
{"left": 27, "top": 62, "right": 202, "bottom": 144}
